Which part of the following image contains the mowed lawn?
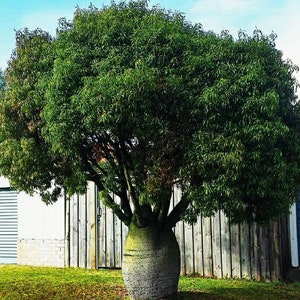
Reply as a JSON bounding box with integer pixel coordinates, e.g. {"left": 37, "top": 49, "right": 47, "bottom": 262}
{"left": 1, "top": 265, "right": 300, "bottom": 299}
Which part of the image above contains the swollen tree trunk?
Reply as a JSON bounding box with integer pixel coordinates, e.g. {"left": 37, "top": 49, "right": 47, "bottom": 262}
{"left": 122, "top": 223, "right": 180, "bottom": 300}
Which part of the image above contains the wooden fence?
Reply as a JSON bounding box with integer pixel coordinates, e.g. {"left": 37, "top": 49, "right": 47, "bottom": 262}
{"left": 66, "top": 182, "right": 291, "bottom": 281}
{"left": 65, "top": 183, "right": 96, "bottom": 269}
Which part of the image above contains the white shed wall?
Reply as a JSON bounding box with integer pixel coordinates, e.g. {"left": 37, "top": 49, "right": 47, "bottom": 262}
{"left": 17, "top": 190, "right": 65, "bottom": 267}
{"left": 18, "top": 191, "right": 64, "bottom": 240}
{"left": 0, "top": 176, "right": 10, "bottom": 188}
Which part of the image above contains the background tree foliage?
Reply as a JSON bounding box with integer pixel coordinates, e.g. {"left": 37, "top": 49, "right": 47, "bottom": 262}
{"left": 0, "top": 0, "right": 299, "bottom": 227}
{"left": 0, "top": 70, "right": 5, "bottom": 92}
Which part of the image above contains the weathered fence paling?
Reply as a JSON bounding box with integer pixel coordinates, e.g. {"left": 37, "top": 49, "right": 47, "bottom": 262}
{"left": 66, "top": 182, "right": 290, "bottom": 281}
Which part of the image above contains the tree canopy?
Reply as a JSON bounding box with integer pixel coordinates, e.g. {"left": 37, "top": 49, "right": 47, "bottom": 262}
{"left": 1, "top": 0, "right": 299, "bottom": 228}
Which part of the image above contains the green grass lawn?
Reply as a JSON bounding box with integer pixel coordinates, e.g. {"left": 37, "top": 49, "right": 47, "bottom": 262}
{"left": 1, "top": 265, "right": 300, "bottom": 300}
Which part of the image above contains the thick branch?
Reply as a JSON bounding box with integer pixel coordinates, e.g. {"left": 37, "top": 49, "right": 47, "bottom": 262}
{"left": 92, "top": 168, "right": 132, "bottom": 225}
{"left": 114, "top": 139, "right": 141, "bottom": 214}
{"left": 153, "top": 185, "right": 172, "bottom": 228}
{"left": 123, "top": 162, "right": 140, "bottom": 211}
{"left": 164, "top": 193, "right": 189, "bottom": 230}
{"left": 131, "top": 204, "right": 156, "bottom": 227}
{"left": 99, "top": 190, "right": 131, "bottom": 225}
{"left": 158, "top": 196, "right": 171, "bottom": 228}
{"left": 81, "top": 148, "right": 131, "bottom": 225}
{"left": 111, "top": 139, "right": 134, "bottom": 220}
{"left": 115, "top": 186, "right": 133, "bottom": 220}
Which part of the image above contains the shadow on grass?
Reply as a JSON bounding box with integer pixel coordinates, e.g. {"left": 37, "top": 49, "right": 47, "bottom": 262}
{"left": 178, "top": 291, "right": 232, "bottom": 300}
{"left": 177, "top": 285, "right": 300, "bottom": 300}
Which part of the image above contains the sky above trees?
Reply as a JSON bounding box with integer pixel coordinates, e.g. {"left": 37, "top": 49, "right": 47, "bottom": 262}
{"left": 1, "top": 0, "right": 299, "bottom": 89}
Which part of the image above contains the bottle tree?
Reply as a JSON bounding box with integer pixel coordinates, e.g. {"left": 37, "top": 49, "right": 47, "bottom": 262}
{"left": 1, "top": 1, "right": 300, "bottom": 299}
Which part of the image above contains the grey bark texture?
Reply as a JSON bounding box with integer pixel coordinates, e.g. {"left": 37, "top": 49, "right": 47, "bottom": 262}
{"left": 122, "top": 223, "right": 180, "bottom": 300}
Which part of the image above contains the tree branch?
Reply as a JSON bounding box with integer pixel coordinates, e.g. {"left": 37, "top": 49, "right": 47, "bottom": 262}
{"left": 115, "top": 186, "right": 132, "bottom": 220}
{"left": 158, "top": 194, "right": 171, "bottom": 228}
{"left": 81, "top": 144, "right": 131, "bottom": 225}
{"left": 152, "top": 185, "right": 172, "bottom": 228}
{"left": 164, "top": 192, "right": 190, "bottom": 230}
{"left": 99, "top": 189, "right": 131, "bottom": 225}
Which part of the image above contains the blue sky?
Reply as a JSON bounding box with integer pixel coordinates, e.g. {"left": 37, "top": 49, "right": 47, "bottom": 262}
{"left": 1, "top": 0, "right": 300, "bottom": 85}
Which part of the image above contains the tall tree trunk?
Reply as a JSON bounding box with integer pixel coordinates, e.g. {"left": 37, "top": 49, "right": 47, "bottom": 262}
{"left": 122, "top": 223, "right": 180, "bottom": 300}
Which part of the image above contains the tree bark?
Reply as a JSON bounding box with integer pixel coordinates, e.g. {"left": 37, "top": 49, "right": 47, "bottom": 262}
{"left": 122, "top": 222, "right": 180, "bottom": 300}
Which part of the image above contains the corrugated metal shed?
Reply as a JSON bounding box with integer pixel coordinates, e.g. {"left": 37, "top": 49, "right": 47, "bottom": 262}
{"left": 0, "top": 189, "right": 18, "bottom": 264}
